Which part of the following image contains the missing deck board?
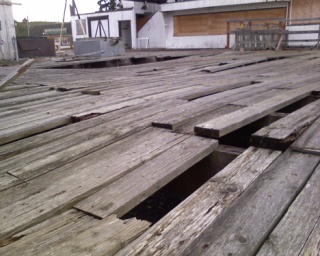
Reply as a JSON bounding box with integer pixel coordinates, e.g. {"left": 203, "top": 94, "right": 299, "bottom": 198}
{"left": 46, "top": 56, "right": 185, "bottom": 69}
{"left": 216, "top": 114, "right": 284, "bottom": 149}
{"left": 276, "top": 95, "right": 319, "bottom": 113}
{"left": 120, "top": 145, "right": 243, "bottom": 225}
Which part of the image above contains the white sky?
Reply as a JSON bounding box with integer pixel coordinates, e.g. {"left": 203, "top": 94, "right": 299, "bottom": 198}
{"left": 12, "top": 0, "right": 99, "bottom": 22}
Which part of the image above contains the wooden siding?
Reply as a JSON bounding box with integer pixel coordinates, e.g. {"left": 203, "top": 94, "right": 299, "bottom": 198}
{"left": 291, "top": 0, "right": 320, "bottom": 19}
{"left": 174, "top": 8, "right": 287, "bottom": 36}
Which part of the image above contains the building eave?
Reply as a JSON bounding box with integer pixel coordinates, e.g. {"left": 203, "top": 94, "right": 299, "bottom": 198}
{"left": 160, "top": 0, "right": 290, "bottom": 12}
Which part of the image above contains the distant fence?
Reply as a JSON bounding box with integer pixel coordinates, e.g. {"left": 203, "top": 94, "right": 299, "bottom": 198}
{"left": 227, "top": 17, "right": 320, "bottom": 50}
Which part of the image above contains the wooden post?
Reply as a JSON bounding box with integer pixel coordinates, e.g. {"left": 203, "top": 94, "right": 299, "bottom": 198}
{"left": 58, "top": 0, "right": 68, "bottom": 53}
{"left": 317, "top": 24, "right": 320, "bottom": 49}
{"left": 74, "top": 0, "right": 87, "bottom": 38}
{"left": 226, "top": 22, "right": 230, "bottom": 49}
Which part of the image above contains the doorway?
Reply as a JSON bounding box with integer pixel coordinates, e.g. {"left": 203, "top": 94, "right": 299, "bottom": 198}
{"left": 119, "top": 21, "right": 132, "bottom": 49}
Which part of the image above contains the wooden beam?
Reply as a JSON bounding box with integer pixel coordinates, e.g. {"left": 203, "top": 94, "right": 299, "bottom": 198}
{"left": 74, "top": 136, "right": 218, "bottom": 218}
{"left": 0, "top": 210, "right": 149, "bottom": 256}
{"left": 0, "top": 129, "right": 187, "bottom": 239}
{"left": 116, "top": 147, "right": 281, "bottom": 256}
{"left": 291, "top": 116, "right": 320, "bottom": 155}
{"left": 257, "top": 164, "right": 320, "bottom": 255}
{"left": 195, "top": 82, "right": 320, "bottom": 138}
{"left": 182, "top": 151, "right": 320, "bottom": 256}
{"left": 0, "top": 59, "right": 34, "bottom": 91}
{"left": 251, "top": 99, "right": 320, "bottom": 150}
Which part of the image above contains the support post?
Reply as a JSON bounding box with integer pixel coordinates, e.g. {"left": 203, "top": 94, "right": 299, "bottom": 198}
{"left": 58, "top": 0, "right": 68, "bottom": 53}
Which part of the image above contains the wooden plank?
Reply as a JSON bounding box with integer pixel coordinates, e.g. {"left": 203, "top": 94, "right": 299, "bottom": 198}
{"left": 181, "top": 151, "right": 320, "bottom": 256}
{"left": 201, "top": 57, "right": 268, "bottom": 73}
{"left": 174, "top": 8, "right": 286, "bottom": 36}
{"left": 257, "top": 163, "right": 320, "bottom": 256}
{"left": 195, "top": 82, "right": 320, "bottom": 138}
{"left": 0, "top": 92, "right": 177, "bottom": 146}
{"left": 74, "top": 136, "right": 218, "bottom": 218}
{"left": 0, "top": 59, "right": 34, "bottom": 91}
{"left": 0, "top": 100, "right": 184, "bottom": 181}
{"left": 0, "top": 87, "right": 50, "bottom": 100}
{"left": 251, "top": 98, "right": 320, "bottom": 150}
{"left": 115, "top": 147, "right": 281, "bottom": 256}
{"left": 39, "top": 215, "right": 149, "bottom": 256}
{"left": 178, "top": 80, "right": 253, "bottom": 101}
{"left": 0, "top": 211, "right": 149, "bottom": 256}
{"left": 291, "top": 0, "right": 320, "bottom": 19}
{"left": 233, "top": 88, "right": 289, "bottom": 106}
{"left": 1, "top": 123, "right": 145, "bottom": 182}
{"left": 152, "top": 81, "right": 284, "bottom": 130}
{"left": 0, "top": 209, "right": 99, "bottom": 255}
{"left": 298, "top": 217, "right": 320, "bottom": 255}
{"left": 0, "top": 94, "right": 141, "bottom": 130}
{"left": 174, "top": 105, "right": 244, "bottom": 135}
{"left": 0, "top": 90, "right": 66, "bottom": 108}
{"left": 0, "top": 128, "right": 188, "bottom": 239}
{"left": 0, "top": 115, "right": 72, "bottom": 146}
{"left": 0, "top": 99, "right": 183, "bottom": 161}
{"left": 291, "top": 116, "right": 320, "bottom": 155}
{"left": 0, "top": 174, "right": 23, "bottom": 191}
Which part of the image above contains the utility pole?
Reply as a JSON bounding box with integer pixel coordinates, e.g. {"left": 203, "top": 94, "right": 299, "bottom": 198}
{"left": 27, "top": 16, "right": 30, "bottom": 37}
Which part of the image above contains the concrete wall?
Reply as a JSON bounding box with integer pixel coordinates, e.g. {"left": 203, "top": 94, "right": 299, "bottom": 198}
{"left": 0, "top": 1, "right": 17, "bottom": 60}
{"left": 137, "top": 12, "right": 166, "bottom": 49}
{"left": 71, "top": 8, "right": 138, "bottom": 48}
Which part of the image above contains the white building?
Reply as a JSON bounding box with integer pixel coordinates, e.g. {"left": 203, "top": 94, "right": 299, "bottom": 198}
{"left": 0, "top": 0, "right": 16, "bottom": 60}
{"left": 71, "top": 0, "right": 320, "bottom": 49}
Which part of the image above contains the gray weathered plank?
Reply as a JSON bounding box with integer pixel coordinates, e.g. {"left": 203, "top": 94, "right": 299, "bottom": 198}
{"left": 0, "top": 59, "right": 34, "bottom": 91}
{"left": 0, "top": 209, "right": 99, "bottom": 255}
{"left": 291, "top": 117, "right": 320, "bottom": 155}
{"left": 0, "top": 100, "right": 184, "bottom": 181}
{"left": 251, "top": 99, "right": 320, "bottom": 150}
{"left": 74, "top": 136, "right": 218, "bottom": 218}
{"left": 37, "top": 215, "right": 149, "bottom": 256}
{"left": 0, "top": 173, "right": 23, "bottom": 191}
{"left": 257, "top": 163, "right": 320, "bottom": 256}
{"left": 152, "top": 81, "right": 284, "bottom": 130}
{"left": 0, "top": 128, "right": 187, "bottom": 239}
{"left": 0, "top": 99, "right": 182, "bottom": 161}
{"left": 181, "top": 151, "right": 320, "bottom": 256}
{"left": 195, "top": 82, "right": 320, "bottom": 138}
{"left": 175, "top": 105, "right": 244, "bottom": 135}
{"left": 201, "top": 57, "right": 269, "bottom": 73}
{"left": 115, "top": 147, "right": 281, "bottom": 256}
{"left": 0, "top": 115, "right": 72, "bottom": 146}
{"left": 178, "top": 80, "right": 253, "bottom": 101}
{"left": 0, "top": 209, "right": 149, "bottom": 256}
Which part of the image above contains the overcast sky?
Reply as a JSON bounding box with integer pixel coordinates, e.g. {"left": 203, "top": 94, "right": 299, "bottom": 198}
{"left": 12, "top": 0, "right": 99, "bottom": 22}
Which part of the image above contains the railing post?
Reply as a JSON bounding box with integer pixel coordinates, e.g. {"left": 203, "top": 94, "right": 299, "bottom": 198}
{"left": 227, "top": 21, "right": 230, "bottom": 49}
{"left": 318, "top": 24, "right": 320, "bottom": 49}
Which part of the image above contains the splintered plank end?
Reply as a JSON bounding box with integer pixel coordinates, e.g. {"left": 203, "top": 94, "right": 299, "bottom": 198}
{"left": 194, "top": 124, "right": 221, "bottom": 138}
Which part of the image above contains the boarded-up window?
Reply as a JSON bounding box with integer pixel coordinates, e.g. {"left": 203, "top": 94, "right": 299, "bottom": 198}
{"left": 291, "top": 0, "right": 320, "bottom": 19}
{"left": 76, "top": 19, "right": 87, "bottom": 35}
{"left": 174, "top": 8, "right": 286, "bottom": 36}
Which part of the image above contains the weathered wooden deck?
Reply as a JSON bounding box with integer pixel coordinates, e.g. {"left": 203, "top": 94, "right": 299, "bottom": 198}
{"left": 0, "top": 49, "right": 319, "bottom": 256}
